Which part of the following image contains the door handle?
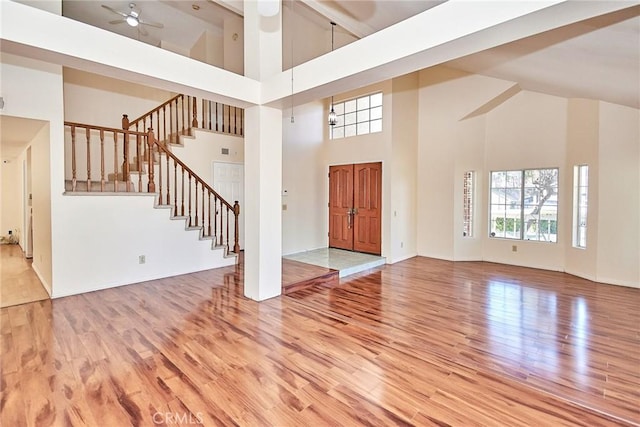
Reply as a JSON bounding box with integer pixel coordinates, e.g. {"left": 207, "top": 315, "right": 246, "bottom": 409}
{"left": 347, "top": 208, "right": 352, "bottom": 229}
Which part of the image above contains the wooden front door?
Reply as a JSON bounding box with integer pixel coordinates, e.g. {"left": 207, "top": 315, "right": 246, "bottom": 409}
{"left": 328, "top": 162, "right": 382, "bottom": 255}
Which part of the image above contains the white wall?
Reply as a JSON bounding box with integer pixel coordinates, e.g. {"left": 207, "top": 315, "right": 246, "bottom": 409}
{"left": 389, "top": 73, "right": 419, "bottom": 263}
{"left": 281, "top": 6, "right": 357, "bottom": 70}
{"left": 0, "top": 158, "right": 21, "bottom": 240}
{"left": 565, "top": 99, "right": 600, "bottom": 281}
{"left": 223, "top": 15, "right": 244, "bottom": 75}
{"left": 52, "top": 194, "right": 234, "bottom": 297}
{"left": 281, "top": 101, "right": 326, "bottom": 255}
{"left": 191, "top": 30, "right": 223, "bottom": 68}
{"left": 596, "top": 102, "right": 640, "bottom": 287}
{"left": 417, "top": 67, "right": 514, "bottom": 261}
{"left": 30, "top": 124, "right": 52, "bottom": 294}
{"left": 63, "top": 68, "right": 173, "bottom": 129}
{"left": 170, "top": 129, "right": 244, "bottom": 186}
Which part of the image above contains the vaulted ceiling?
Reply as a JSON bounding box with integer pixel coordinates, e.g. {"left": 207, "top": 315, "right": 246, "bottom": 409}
{"left": 61, "top": 1, "right": 639, "bottom": 109}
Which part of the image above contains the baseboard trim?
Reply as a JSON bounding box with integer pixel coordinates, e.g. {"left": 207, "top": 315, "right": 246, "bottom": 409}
{"left": 31, "top": 263, "right": 52, "bottom": 297}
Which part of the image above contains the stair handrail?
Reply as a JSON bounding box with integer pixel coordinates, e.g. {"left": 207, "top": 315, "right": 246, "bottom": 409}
{"left": 146, "top": 128, "right": 240, "bottom": 254}
{"left": 125, "top": 94, "right": 198, "bottom": 133}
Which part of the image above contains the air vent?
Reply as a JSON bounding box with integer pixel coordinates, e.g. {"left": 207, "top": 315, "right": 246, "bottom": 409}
{"left": 221, "top": 148, "right": 229, "bottom": 155}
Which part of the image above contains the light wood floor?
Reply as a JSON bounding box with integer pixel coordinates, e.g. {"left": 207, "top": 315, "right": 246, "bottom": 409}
{"left": 0, "top": 244, "right": 48, "bottom": 308}
{"left": 1, "top": 257, "right": 638, "bottom": 426}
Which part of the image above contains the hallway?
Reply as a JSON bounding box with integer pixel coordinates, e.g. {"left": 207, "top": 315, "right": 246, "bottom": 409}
{"left": 0, "top": 244, "right": 48, "bottom": 308}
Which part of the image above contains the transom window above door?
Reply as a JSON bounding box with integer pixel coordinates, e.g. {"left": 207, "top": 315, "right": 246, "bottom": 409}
{"left": 329, "top": 92, "right": 383, "bottom": 140}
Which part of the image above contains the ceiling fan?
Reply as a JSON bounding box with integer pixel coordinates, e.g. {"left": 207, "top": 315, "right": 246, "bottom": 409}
{"left": 101, "top": 3, "right": 164, "bottom": 36}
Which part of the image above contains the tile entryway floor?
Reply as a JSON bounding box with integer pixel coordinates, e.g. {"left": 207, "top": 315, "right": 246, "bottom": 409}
{"left": 283, "top": 247, "right": 385, "bottom": 278}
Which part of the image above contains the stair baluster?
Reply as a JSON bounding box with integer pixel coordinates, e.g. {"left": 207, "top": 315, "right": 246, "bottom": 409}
{"left": 85, "top": 127, "right": 91, "bottom": 190}
{"left": 112, "top": 130, "right": 119, "bottom": 192}
{"left": 192, "top": 96, "right": 198, "bottom": 128}
{"left": 208, "top": 192, "right": 212, "bottom": 237}
{"left": 71, "top": 125, "right": 77, "bottom": 191}
{"left": 181, "top": 168, "right": 185, "bottom": 217}
{"left": 194, "top": 180, "right": 199, "bottom": 227}
{"left": 100, "top": 129, "right": 105, "bottom": 192}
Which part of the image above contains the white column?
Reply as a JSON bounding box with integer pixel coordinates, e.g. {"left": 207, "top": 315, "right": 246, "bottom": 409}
{"left": 243, "top": 1, "right": 283, "bottom": 301}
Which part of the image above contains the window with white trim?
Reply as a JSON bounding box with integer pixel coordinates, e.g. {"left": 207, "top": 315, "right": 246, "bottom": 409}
{"left": 329, "top": 92, "right": 383, "bottom": 140}
{"left": 489, "top": 168, "right": 559, "bottom": 242}
{"left": 463, "top": 171, "right": 474, "bottom": 237}
{"left": 573, "top": 165, "right": 588, "bottom": 248}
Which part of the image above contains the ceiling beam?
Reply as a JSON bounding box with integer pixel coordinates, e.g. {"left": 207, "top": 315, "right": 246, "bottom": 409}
{"left": 299, "top": 0, "right": 374, "bottom": 39}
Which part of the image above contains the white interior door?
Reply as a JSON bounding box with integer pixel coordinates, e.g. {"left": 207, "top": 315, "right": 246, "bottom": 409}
{"left": 213, "top": 162, "right": 244, "bottom": 250}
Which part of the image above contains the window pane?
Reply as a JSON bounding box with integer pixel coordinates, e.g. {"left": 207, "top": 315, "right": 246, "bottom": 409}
{"left": 491, "top": 188, "right": 506, "bottom": 205}
{"left": 491, "top": 171, "right": 506, "bottom": 187}
{"left": 506, "top": 171, "right": 522, "bottom": 188}
{"left": 344, "top": 112, "right": 356, "bottom": 125}
{"left": 370, "top": 92, "right": 382, "bottom": 107}
{"left": 490, "top": 212, "right": 506, "bottom": 238}
{"left": 357, "top": 96, "right": 370, "bottom": 110}
{"left": 344, "top": 124, "right": 356, "bottom": 137}
{"left": 344, "top": 100, "right": 357, "bottom": 113}
{"left": 370, "top": 119, "right": 382, "bottom": 133}
{"left": 334, "top": 102, "right": 344, "bottom": 115}
{"left": 370, "top": 106, "right": 382, "bottom": 120}
{"left": 357, "top": 122, "right": 369, "bottom": 135}
{"left": 335, "top": 114, "right": 344, "bottom": 127}
{"left": 332, "top": 126, "right": 344, "bottom": 139}
{"left": 357, "top": 109, "right": 370, "bottom": 123}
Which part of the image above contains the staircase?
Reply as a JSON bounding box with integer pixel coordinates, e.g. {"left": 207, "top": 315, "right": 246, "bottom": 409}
{"left": 63, "top": 95, "right": 244, "bottom": 262}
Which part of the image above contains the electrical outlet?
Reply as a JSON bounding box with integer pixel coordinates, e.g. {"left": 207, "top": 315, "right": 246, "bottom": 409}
{"left": 139, "top": 255, "right": 146, "bottom": 264}
{"left": 400, "top": 241, "right": 404, "bottom": 248}
{"left": 512, "top": 245, "right": 518, "bottom": 252}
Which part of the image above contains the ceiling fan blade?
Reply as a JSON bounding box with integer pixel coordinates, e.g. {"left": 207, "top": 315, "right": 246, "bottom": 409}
{"left": 109, "top": 19, "right": 126, "bottom": 25}
{"left": 139, "top": 20, "right": 164, "bottom": 29}
{"left": 101, "top": 5, "right": 128, "bottom": 18}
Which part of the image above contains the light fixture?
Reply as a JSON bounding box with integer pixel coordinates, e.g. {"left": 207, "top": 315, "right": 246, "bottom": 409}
{"left": 126, "top": 15, "right": 139, "bottom": 27}
{"left": 126, "top": 4, "right": 139, "bottom": 27}
{"left": 257, "top": 0, "right": 279, "bottom": 17}
{"left": 328, "top": 22, "right": 337, "bottom": 126}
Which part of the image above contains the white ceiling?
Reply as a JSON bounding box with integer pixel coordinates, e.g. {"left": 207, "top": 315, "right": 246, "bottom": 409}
{"left": 60, "top": 1, "right": 639, "bottom": 109}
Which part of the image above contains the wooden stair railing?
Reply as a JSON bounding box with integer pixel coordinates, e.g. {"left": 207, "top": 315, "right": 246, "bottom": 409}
{"left": 65, "top": 122, "right": 149, "bottom": 192}
{"left": 124, "top": 94, "right": 244, "bottom": 144}
{"left": 63, "top": 122, "right": 240, "bottom": 254}
{"left": 125, "top": 94, "right": 198, "bottom": 146}
{"left": 146, "top": 128, "right": 240, "bottom": 254}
